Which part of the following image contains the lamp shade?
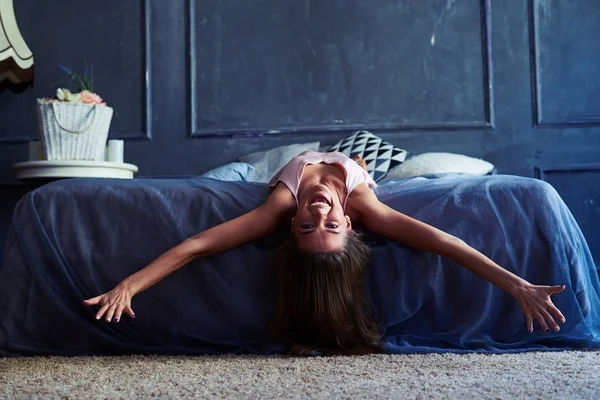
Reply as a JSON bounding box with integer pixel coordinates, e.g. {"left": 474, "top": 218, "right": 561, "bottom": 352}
{"left": 0, "top": 0, "right": 34, "bottom": 89}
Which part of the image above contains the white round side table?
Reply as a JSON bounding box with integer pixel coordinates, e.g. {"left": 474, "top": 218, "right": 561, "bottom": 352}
{"left": 13, "top": 160, "right": 139, "bottom": 180}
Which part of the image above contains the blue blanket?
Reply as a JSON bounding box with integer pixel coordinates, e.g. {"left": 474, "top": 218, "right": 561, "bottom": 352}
{"left": 1, "top": 175, "right": 599, "bottom": 356}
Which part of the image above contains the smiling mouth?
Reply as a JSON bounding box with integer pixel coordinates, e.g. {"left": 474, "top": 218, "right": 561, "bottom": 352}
{"left": 310, "top": 195, "right": 331, "bottom": 207}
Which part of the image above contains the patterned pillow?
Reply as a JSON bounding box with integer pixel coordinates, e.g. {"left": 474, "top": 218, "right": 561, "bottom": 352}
{"left": 327, "top": 131, "right": 408, "bottom": 182}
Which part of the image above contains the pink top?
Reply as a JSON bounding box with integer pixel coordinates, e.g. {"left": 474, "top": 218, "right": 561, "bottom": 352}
{"left": 268, "top": 151, "right": 377, "bottom": 209}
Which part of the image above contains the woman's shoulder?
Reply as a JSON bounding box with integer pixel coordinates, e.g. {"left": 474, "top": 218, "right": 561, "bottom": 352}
{"left": 266, "top": 182, "right": 296, "bottom": 213}
{"left": 345, "top": 182, "right": 379, "bottom": 221}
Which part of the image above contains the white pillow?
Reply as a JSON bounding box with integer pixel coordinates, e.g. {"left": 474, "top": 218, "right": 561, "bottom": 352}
{"left": 386, "top": 152, "right": 494, "bottom": 178}
{"left": 240, "top": 142, "right": 320, "bottom": 183}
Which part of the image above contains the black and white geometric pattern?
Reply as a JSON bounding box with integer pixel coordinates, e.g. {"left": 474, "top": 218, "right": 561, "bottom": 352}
{"left": 327, "top": 131, "right": 408, "bottom": 182}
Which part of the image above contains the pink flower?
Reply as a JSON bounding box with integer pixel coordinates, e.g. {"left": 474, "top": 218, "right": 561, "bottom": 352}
{"left": 80, "top": 90, "right": 104, "bottom": 105}
{"left": 79, "top": 90, "right": 94, "bottom": 104}
{"left": 91, "top": 93, "right": 104, "bottom": 104}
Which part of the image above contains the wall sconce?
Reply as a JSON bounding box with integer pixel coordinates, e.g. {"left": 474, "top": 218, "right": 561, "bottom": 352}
{"left": 0, "top": 0, "right": 34, "bottom": 91}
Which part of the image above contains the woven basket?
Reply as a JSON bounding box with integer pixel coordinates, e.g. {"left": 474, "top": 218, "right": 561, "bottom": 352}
{"left": 37, "top": 102, "right": 114, "bottom": 161}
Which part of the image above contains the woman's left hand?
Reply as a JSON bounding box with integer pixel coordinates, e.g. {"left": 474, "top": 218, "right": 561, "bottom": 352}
{"left": 353, "top": 154, "right": 368, "bottom": 172}
{"left": 512, "top": 283, "right": 566, "bottom": 333}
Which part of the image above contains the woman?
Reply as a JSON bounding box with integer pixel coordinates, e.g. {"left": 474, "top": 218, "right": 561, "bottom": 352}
{"left": 84, "top": 151, "right": 566, "bottom": 354}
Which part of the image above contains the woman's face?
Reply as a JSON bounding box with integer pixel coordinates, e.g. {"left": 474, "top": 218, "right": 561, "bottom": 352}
{"left": 292, "top": 183, "right": 351, "bottom": 252}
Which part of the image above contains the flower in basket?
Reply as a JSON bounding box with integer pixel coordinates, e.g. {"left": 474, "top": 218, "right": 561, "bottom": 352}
{"left": 37, "top": 65, "right": 106, "bottom": 105}
{"left": 36, "top": 65, "right": 114, "bottom": 161}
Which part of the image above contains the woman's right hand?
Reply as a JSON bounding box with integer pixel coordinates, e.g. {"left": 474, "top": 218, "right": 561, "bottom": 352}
{"left": 511, "top": 283, "right": 566, "bottom": 333}
{"left": 83, "top": 282, "right": 136, "bottom": 323}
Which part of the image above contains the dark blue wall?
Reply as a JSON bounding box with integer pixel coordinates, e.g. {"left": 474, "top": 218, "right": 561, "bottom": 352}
{"left": 1, "top": 0, "right": 599, "bottom": 181}
{"left": 1, "top": 1, "right": 599, "bottom": 263}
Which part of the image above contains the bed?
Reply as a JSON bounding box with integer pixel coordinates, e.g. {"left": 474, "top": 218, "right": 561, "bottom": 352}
{"left": 1, "top": 173, "right": 600, "bottom": 356}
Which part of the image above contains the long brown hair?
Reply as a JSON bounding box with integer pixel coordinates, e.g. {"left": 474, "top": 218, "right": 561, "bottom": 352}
{"left": 271, "top": 230, "right": 383, "bottom": 355}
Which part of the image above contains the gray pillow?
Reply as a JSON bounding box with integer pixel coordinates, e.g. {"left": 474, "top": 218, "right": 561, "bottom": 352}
{"left": 200, "top": 162, "right": 256, "bottom": 181}
{"left": 240, "top": 142, "right": 320, "bottom": 183}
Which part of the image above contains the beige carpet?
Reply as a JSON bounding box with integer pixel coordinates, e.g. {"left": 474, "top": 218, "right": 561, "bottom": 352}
{"left": 1, "top": 351, "right": 599, "bottom": 399}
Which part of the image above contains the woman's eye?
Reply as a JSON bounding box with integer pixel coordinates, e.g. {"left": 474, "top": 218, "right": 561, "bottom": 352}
{"left": 301, "top": 224, "right": 313, "bottom": 229}
{"left": 327, "top": 223, "right": 339, "bottom": 229}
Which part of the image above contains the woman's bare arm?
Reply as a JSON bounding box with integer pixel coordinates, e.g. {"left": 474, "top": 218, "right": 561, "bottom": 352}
{"left": 123, "top": 185, "right": 292, "bottom": 296}
{"left": 83, "top": 183, "right": 294, "bottom": 322}
{"left": 348, "top": 185, "right": 566, "bottom": 333}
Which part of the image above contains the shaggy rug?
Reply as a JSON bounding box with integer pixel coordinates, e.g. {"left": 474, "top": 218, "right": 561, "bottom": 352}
{"left": 1, "top": 351, "right": 599, "bottom": 399}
